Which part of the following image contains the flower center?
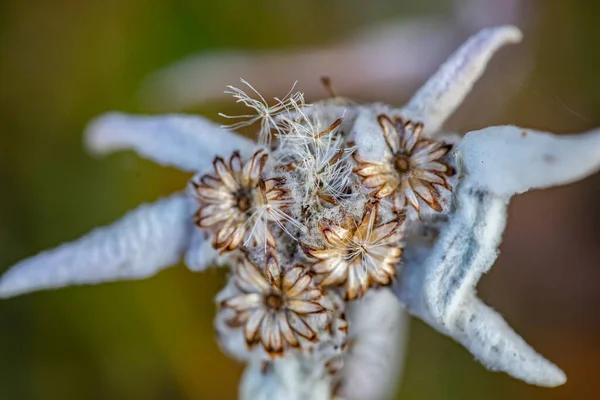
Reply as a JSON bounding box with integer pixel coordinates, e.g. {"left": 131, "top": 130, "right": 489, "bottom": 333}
{"left": 234, "top": 188, "right": 254, "bottom": 212}
{"left": 394, "top": 153, "right": 410, "bottom": 174}
{"left": 264, "top": 292, "right": 285, "bottom": 311}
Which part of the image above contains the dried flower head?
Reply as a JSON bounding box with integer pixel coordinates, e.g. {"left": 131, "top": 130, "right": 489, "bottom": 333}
{"left": 354, "top": 114, "right": 454, "bottom": 213}
{"left": 221, "top": 252, "right": 333, "bottom": 356}
{"left": 276, "top": 115, "right": 355, "bottom": 214}
{"left": 191, "top": 149, "right": 293, "bottom": 252}
{"left": 302, "top": 201, "right": 404, "bottom": 300}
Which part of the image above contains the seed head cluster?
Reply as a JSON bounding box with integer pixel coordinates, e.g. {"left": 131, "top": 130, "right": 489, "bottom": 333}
{"left": 189, "top": 80, "right": 455, "bottom": 377}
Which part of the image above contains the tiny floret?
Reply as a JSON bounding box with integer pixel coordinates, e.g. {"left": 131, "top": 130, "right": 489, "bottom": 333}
{"left": 220, "top": 252, "right": 333, "bottom": 356}
{"left": 302, "top": 201, "right": 404, "bottom": 300}
{"left": 354, "top": 114, "right": 454, "bottom": 214}
{"left": 190, "top": 149, "right": 292, "bottom": 251}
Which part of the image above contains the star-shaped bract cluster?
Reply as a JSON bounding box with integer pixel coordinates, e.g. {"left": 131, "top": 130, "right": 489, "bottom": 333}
{"left": 3, "top": 25, "right": 600, "bottom": 399}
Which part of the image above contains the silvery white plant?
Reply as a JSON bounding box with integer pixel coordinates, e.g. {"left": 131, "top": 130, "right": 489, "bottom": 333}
{"left": 1, "top": 26, "right": 598, "bottom": 399}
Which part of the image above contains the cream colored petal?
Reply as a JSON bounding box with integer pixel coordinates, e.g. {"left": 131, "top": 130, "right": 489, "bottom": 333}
{"left": 237, "top": 258, "right": 271, "bottom": 293}
{"left": 412, "top": 144, "right": 450, "bottom": 164}
{"left": 224, "top": 293, "right": 263, "bottom": 311}
{"left": 311, "top": 259, "right": 338, "bottom": 275}
{"left": 214, "top": 157, "right": 238, "bottom": 191}
{"left": 354, "top": 162, "right": 390, "bottom": 177}
{"left": 371, "top": 220, "right": 403, "bottom": 243}
{"left": 269, "top": 315, "right": 284, "bottom": 355}
{"left": 413, "top": 169, "right": 446, "bottom": 185}
{"left": 367, "top": 264, "right": 392, "bottom": 285}
{"left": 374, "top": 182, "right": 397, "bottom": 199}
{"left": 412, "top": 180, "right": 435, "bottom": 203}
{"left": 196, "top": 208, "right": 232, "bottom": 228}
{"left": 214, "top": 218, "right": 236, "bottom": 243}
{"left": 286, "top": 275, "right": 312, "bottom": 299}
{"left": 194, "top": 173, "right": 222, "bottom": 189}
{"left": 278, "top": 316, "right": 299, "bottom": 348}
{"left": 319, "top": 220, "right": 352, "bottom": 248}
{"left": 346, "top": 259, "right": 369, "bottom": 300}
{"left": 401, "top": 121, "right": 423, "bottom": 153}
{"left": 281, "top": 266, "right": 303, "bottom": 292}
{"left": 224, "top": 224, "right": 246, "bottom": 252}
{"left": 419, "top": 161, "right": 449, "bottom": 172}
{"left": 229, "top": 151, "right": 244, "bottom": 177}
{"left": 298, "top": 288, "right": 324, "bottom": 302}
{"left": 412, "top": 181, "right": 442, "bottom": 212}
{"left": 288, "top": 312, "right": 316, "bottom": 341}
{"left": 195, "top": 186, "right": 233, "bottom": 203}
{"left": 260, "top": 313, "right": 276, "bottom": 352}
{"left": 302, "top": 245, "right": 343, "bottom": 261}
{"left": 319, "top": 260, "right": 349, "bottom": 286}
{"left": 287, "top": 300, "right": 324, "bottom": 315}
{"left": 244, "top": 309, "right": 265, "bottom": 345}
{"left": 243, "top": 149, "right": 268, "bottom": 185}
{"left": 361, "top": 173, "right": 397, "bottom": 190}
{"left": 393, "top": 192, "right": 406, "bottom": 211}
{"left": 356, "top": 201, "right": 379, "bottom": 241}
{"left": 377, "top": 114, "right": 400, "bottom": 154}
{"left": 403, "top": 184, "right": 421, "bottom": 212}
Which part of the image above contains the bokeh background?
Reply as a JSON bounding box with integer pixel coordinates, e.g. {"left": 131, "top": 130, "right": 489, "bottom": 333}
{"left": 1, "top": 0, "right": 599, "bottom": 399}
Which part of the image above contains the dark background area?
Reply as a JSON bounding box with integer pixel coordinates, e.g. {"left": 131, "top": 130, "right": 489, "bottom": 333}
{"left": 1, "top": 0, "right": 599, "bottom": 399}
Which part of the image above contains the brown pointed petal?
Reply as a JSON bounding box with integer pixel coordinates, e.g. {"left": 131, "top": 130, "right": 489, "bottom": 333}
{"left": 354, "top": 162, "right": 388, "bottom": 177}
{"left": 377, "top": 114, "right": 400, "bottom": 153}
{"left": 346, "top": 260, "right": 369, "bottom": 300}
{"left": 213, "top": 157, "right": 237, "bottom": 190}
{"left": 287, "top": 300, "right": 324, "bottom": 314}
{"left": 412, "top": 181, "right": 442, "bottom": 212}
{"left": 357, "top": 201, "right": 379, "bottom": 240}
{"left": 288, "top": 312, "right": 317, "bottom": 341}
{"left": 222, "top": 293, "right": 262, "bottom": 311}
{"left": 281, "top": 266, "right": 304, "bottom": 292}
{"left": 278, "top": 316, "right": 299, "bottom": 348}
{"left": 244, "top": 309, "right": 265, "bottom": 345}
{"left": 318, "top": 219, "right": 351, "bottom": 247}
{"left": 236, "top": 257, "right": 271, "bottom": 293}
{"left": 361, "top": 174, "right": 397, "bottom": 190}
{"left": 286, "top": 274, "right": 312, "bottom": 298}
{"left": 302, "top": 244, "right": 341, "bottom": 260}
{"left": 319, "top": 260, "right": 349, "bottom": 286}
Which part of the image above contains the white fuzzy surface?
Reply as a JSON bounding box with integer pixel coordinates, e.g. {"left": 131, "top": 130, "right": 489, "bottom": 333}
{"left": 338, "top": 289, "right": 410, "bottom": 400}
{"left": 458, "top": 124, "right": 600, "bottom": 197}
{"left": 401, "top": 26, "right": 522, "bottom": 134}
{"left": 0, "top": 193, "right": 198, "bottom": 298}
{"left": 395, "top": 181, "right": 566, "bottom": 387}
{"left": 85, "top": 112, "right": 256, "bottom": 172}
{"left": 240, "top": 355, "right": 332, "bottom": 400}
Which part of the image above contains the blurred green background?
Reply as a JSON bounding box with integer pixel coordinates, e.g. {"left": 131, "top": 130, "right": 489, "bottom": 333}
{"left": 1, "top": 0, "right": 600, "bottom": 399}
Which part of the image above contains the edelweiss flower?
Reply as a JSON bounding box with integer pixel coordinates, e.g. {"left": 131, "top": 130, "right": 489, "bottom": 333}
{"left": 354, "top": 114, "right": 454, "bottom": 213}
{"left": 2, "top": 25, "right": 600, "bottom": 399}
{"left": 191, "top": 149, "right": 292, "bottom": 251}
{"left": 302, "top": 201, "right": 404, "bottom": 300}
{"left": 221, "top": 252, "right": 332, "bottom": 356}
